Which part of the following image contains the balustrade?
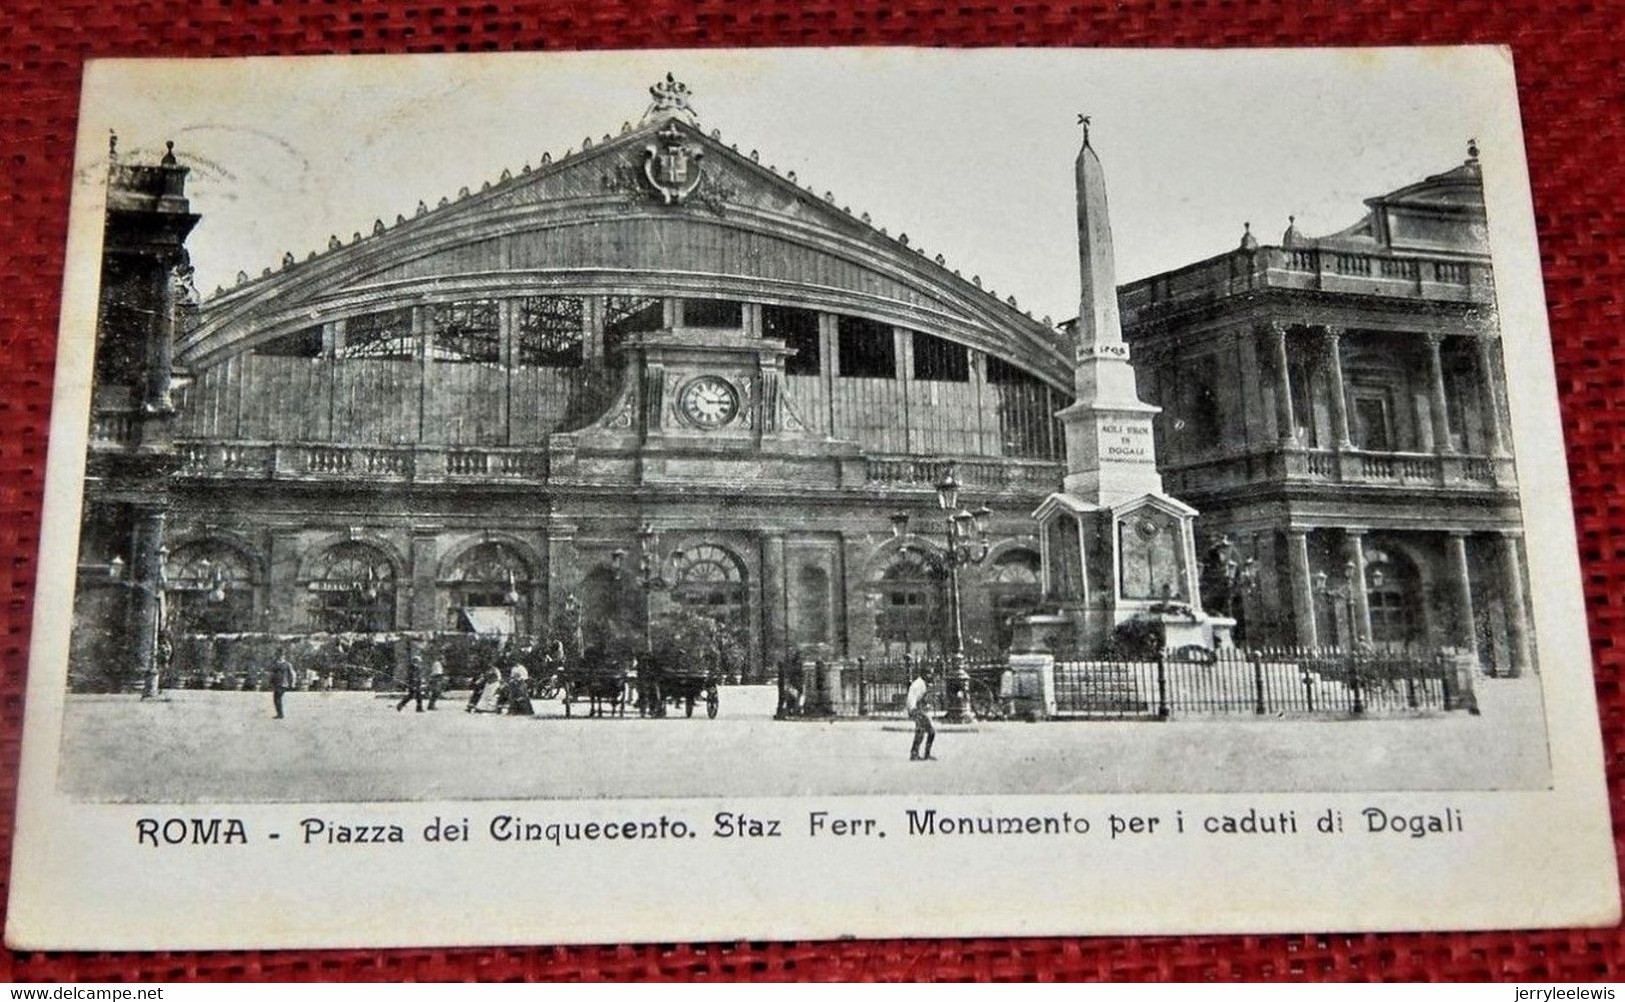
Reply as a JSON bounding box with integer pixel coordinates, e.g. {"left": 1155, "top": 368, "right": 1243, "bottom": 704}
{"left": 90, "top": 410, "right": 137, "bottom": 446}
{"left": 864, "top": 456, "right": 1062, "bottom": 491}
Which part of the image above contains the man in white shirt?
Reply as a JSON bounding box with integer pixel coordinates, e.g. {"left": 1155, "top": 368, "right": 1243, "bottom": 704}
{"left": 905, "top": 660, "right": 936, "bottom": 761}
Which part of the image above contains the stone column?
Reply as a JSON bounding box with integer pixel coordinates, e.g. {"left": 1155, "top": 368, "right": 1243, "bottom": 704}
{"left": 1425, "top": 333, "right": 1456, "bottom": 455}
{"left": 819, "top": 312, "right": 838, "bottom": 434}
{"left": 1237, "top": 330, "right": 1264, "bottom": 450}
{"left": 546, "top": 524, "right": 578, "bottom": 622}
{"left": 145, "top": 267, "right": 178, "bottom": 413}
{"left": 583, "top": 296, "right": 605, "bottom": 363}
{"left": 1286, "top": 527, "right": 1318, "bottom": 648}
{"left": 1267, "top": 322, "right": 1297, "bottom": 445}
{"left": 409, "top": 531, "right": 439, "bottom": 632}
{"left": 1499, "top": 531, "right": 1532, "bottom": 676}
{"left": 1447, "top": 531, "right": 1479, "bottom": 657}
{"left": 760, "top": 533, "right": 787, "bottom": 675}
{"left": 1344, "top": 529, "right": 1372, "bottom": 647}
{"left": 1475, "top": 335, "right": 1508, "bottom": 457}
{"left": 132, "top": 506, "right": 167, "bottom": 697}
{"left": 1321, "top": 326, "right": 1353, "bottom": 449}
{"left": 840, "top": 532, "right": 876, "bottom": 657}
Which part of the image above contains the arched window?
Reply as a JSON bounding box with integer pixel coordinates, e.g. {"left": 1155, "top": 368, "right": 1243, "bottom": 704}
{"left": 672, "top": 544, "right": 747, "bottom": 626}
{"left": 987, "top": 548, "right": 1042, "bottom": 651}
{"left": 309, "top": 542, "right": 395, "bottom": 633}
{"left": 443, "top": 542, "right": 531, "bottom": 634}
{"left": 165, "top": 540, "right": 256, "bottom": 634}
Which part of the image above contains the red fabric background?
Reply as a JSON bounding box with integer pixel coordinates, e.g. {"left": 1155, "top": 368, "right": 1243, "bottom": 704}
{"left": 1, "top": 0, "right": 1621, "bottom": 982}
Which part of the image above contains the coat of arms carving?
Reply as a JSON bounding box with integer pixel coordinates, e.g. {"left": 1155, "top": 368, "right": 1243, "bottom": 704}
{"left": 643, "top": 122, "right": 705, "bottom": 204}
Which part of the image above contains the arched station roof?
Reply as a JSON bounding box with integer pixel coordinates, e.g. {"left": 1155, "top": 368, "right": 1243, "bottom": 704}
{"left": 182, "top": 99, "right": 1075, "bottom": 391}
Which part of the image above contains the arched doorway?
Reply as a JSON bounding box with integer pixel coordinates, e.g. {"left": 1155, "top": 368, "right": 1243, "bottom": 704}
{"left": 986, "top": 548, "right": 1042, "bottom": 652}
{"left": 1363, "top": 545, "right": 1425, "bottom": 650}
{"left": 874, "top": 547, "right": 946, "bottom": 660}
{"left": 672, "top": 543, "right": 747, "bottom": 626}
{"left": 442, "top": 541, "right": 532, "bottom": 636}
{"left": 308, "top": 541, "right": 396, "bottom": 633}
{"left": 165, "top": 539, "right": 257, "bottom": 635}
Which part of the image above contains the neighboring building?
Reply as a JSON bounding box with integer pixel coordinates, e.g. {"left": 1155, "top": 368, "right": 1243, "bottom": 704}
{"left": 73, "top": 138, "right": 200, "bottom": 691}
{"left": 1118, "top": 144, "right": 1534, "bottom": 674}
{"left": 119, "top": 79, "right": 1073, "bottom": 685}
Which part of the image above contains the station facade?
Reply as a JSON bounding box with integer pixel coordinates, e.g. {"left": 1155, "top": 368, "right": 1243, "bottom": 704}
{"left": 76, "top": 83, "right": 1533, "bottom": 689}
{"left": 80, "top": 82, "right": 1073, "bottom": 685}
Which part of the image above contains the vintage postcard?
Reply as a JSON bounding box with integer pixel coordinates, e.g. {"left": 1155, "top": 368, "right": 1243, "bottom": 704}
{"left": 7, "top": 46, "right": 1617, "bottom": 949}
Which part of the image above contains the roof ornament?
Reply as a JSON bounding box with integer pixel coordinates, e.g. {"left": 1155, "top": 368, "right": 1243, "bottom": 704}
{"left": 644, "top": 72, "right": 698, "bottom": 124}
{"left": 1077, "top": 113, "right": 1092, "bottom": 148}
{"left": 373, "top": 219, "right": 386, "bottom": 235}
{"left": 282, "top": 252, "right": 295, "bottom": 268}
{"left": 1466, "top": 137, "right": 1480, "bottom": 165}
{"left": 161, "top": 140, "right": 177, "bottom": 166}
{"left": 416, "top": 200, "right": 428, "bottom": 216}
{"left": 1239, "top": 221, "right": 1258, "bottom": 252}
{"left": 1281, "top": 215, "right": 1303, "bottom": 249}
{"left": 328, "top": 235, "right": 341, "bottom": 250}
{"left": 108, "top": 129, "right": 118, "bottom": 160}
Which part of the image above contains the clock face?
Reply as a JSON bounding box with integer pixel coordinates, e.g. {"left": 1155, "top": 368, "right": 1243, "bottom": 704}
{"left": 678, "top": 375, "right": 740, "bottom": 429}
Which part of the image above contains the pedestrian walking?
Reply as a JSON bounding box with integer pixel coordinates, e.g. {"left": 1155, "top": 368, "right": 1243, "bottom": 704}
{"left": 396, "top": 655, "right": 425, "bottom": 712}
{"left": 906, "top": 661, "right": 935, "bottom": 761}
{"left": 427, "top": 658, "right": 446, "bottom": 710}
{"left": 271, "top": 648, "right": 296, "bottom": 720}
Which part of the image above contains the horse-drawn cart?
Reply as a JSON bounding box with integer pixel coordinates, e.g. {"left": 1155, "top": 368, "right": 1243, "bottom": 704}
{"left": 553, "top": 662, "right": 630, "bottom": 718}
{"left": 661, "top": 668, "right": 720, "bottom": 718}
{"left": 634, "top": 663, "right": 720, "bottom": 719}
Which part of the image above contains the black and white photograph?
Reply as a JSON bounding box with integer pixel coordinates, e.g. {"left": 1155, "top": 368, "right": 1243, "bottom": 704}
{"left": 7, "top": 47, "right": 1615, "bottom": 948}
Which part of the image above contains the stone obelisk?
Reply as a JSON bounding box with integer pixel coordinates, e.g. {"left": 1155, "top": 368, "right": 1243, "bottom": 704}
{"left": 1057, "top": 122, "right": 1165, "bottom": 507}
{"left": 1024, "top": 121, "right": 1225, "bottom": 664}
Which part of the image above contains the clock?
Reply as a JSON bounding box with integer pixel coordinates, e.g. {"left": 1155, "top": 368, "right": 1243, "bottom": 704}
{"left": 677, "top": 375, "right": 740, "bottom": 429}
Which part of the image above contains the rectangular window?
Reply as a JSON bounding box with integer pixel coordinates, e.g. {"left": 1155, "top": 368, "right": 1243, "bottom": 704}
{"left": 985, "top": 355, "right": 1038, "bottom": 386}
{"left": 764, "top": 305, "right": 821, "bottom": 376}
{"left": 431, "top": 300, "right": 501, "bottom": 363}
{"left": 340, "top": 308, "right": 415, "bottom": 360}
{"left": 912, "top": 331, "right": 969, "bottom": 382}
{"left": 603, "top": 295, "right": 664, "bottom": 358}
{"left": 254, "top": 326, "right": 323, "bottom": 358}
{"left": 837, "top": 315, "right": 896, "bottom": 379}
{"left": 517, "top": 295, "right": 584, "bottom": 367}
{"left": 681, "top": 298, "right": 744, "bottom": 328}
{"left": 1353, "top": 393, "right": 1393, "bottom": 451}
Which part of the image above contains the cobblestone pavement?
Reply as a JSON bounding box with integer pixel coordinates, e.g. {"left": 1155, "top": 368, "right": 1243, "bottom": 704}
{"left": 57, "top": 678, "right": 1550, "bottom": 802}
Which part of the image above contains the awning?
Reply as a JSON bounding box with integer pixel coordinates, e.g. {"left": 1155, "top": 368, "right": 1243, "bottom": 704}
{"left": 460, "top": 606, "right": 516, "bottom": 636}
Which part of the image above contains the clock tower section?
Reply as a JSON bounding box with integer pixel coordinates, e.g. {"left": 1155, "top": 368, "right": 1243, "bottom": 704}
{"left": 572, "top": 307, "right": 845, "bottom": 484}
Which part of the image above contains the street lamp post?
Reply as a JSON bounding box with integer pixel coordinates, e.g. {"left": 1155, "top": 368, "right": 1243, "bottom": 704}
{"left": 1314, "top": 558, "right": 1382, "bottom": 714}
{"left": 611, "top": 523, "right": 687, "bottom": 716}
{"left": 889, "top": 464, "right": 992, "bottom": 724}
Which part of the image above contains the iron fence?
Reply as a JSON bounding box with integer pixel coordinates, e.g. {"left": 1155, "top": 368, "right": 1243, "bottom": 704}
{"left": 1053, "top": 646, "right": 1469, "bottom": 719}
{"left": 777, "top": 656, "right": 1010, "bottom": 720}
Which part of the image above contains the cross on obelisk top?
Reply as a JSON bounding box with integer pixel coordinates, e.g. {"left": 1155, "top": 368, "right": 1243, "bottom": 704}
{"left": 1077, "top": 114, "right": 1092, "bottom": 146}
